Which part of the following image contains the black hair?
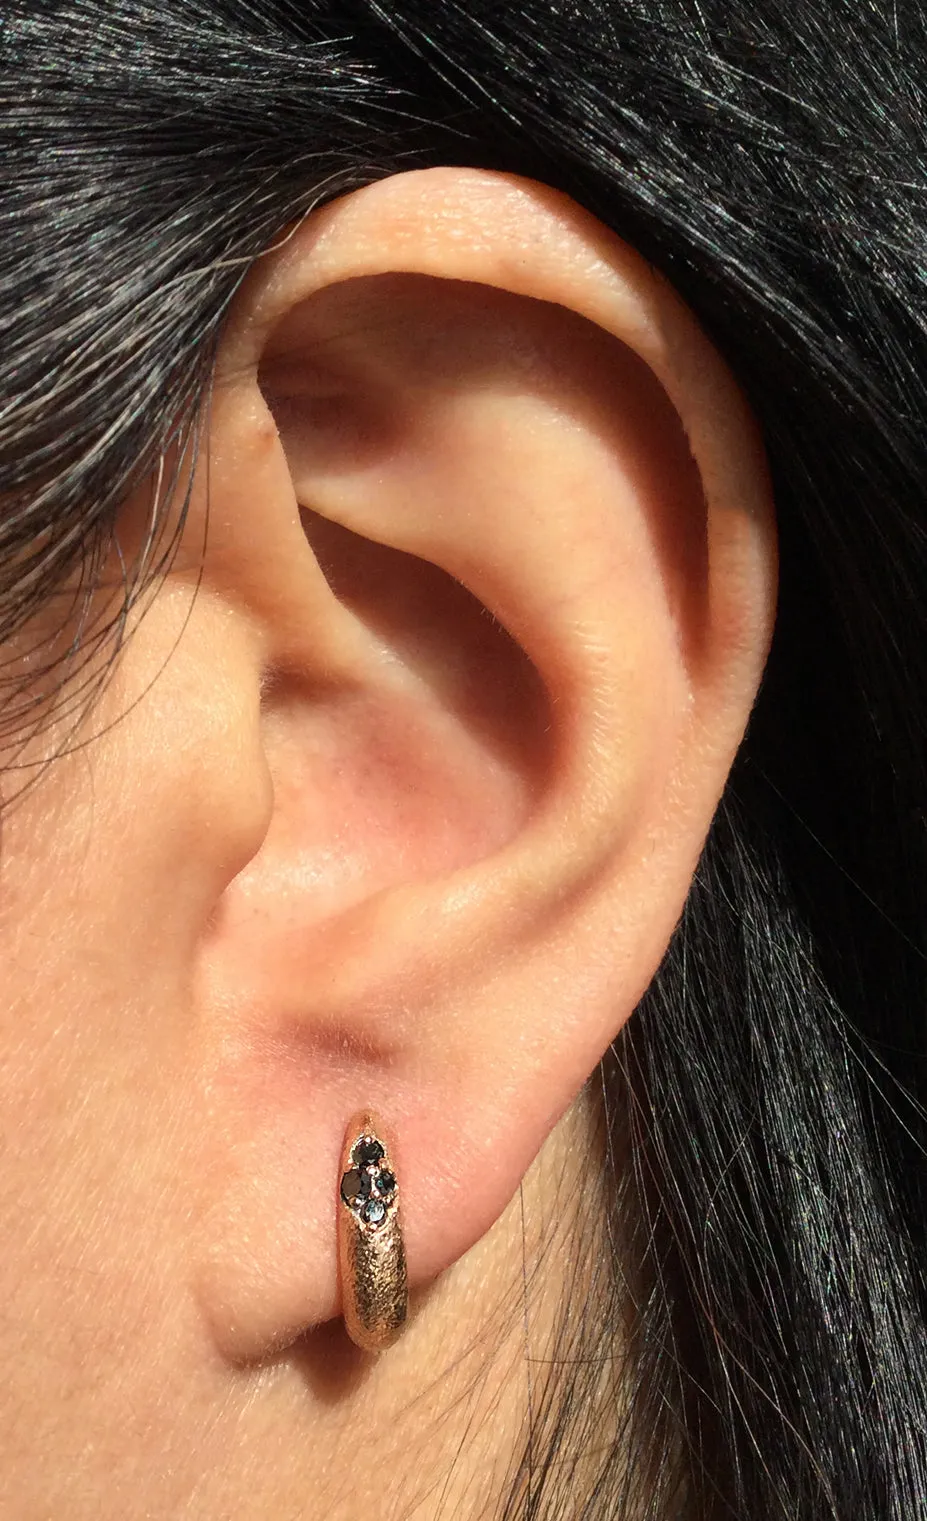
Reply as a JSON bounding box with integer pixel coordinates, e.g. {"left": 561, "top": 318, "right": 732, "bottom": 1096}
{"left": 3, "top": 2, "right": 926, "bottom": 1516}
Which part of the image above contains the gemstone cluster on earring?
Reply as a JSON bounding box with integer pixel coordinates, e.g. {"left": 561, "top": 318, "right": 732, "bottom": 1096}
{"left": 340, "top": 1133, "right": 398, "bottom": 1229}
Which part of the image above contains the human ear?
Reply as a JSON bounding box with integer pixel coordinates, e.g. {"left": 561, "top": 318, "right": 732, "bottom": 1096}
{"left": 190, "top": 168, "right": 776, "bottom": 1360}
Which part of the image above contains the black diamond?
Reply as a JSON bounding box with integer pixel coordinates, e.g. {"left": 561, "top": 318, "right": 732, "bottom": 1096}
{"left": 376, "top": 1170, "right": 396, "bottom": 1196}
{"left": 340, "top": 1168, "right": 369, "bottom": 1206}
{"left": 354, "top": 1137, "right": 384, "bottom": 1167}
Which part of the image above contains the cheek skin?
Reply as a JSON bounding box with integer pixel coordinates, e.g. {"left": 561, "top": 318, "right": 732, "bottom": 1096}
{"left": 0, "top": 586, "right": 276, "bottom": 1514}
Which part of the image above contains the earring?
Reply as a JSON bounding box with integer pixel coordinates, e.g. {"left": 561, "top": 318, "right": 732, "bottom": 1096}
{"left": 338, "top": 1110, "right": 408, "bottom": 1351}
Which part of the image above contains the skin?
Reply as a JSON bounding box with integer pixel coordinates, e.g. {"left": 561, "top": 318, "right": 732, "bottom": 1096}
{"left": 0, "top": 169, "right": 776, "bottom": 1518}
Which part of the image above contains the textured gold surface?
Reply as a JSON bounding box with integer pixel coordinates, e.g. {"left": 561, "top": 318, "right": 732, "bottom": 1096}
{"left": 338, "top": 1110, "right": 408, "bottom": 1353}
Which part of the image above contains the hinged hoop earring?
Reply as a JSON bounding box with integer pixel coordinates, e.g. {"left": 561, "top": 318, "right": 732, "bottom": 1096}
{"left": 338, "top": 1110, "right": 408, "bottom": 1351}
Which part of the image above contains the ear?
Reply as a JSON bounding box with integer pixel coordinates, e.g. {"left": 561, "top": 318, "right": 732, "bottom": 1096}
{"left": 190, "top": 168, "right": 776, "bottom": 1360}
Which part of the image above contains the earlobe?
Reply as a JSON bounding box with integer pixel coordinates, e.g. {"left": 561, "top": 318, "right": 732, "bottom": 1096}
{"left": 192, "top": 168, "right": 776, "bottom": 1362}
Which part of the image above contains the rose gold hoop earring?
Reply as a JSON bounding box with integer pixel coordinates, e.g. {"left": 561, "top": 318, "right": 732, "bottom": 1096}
{"left": 338, "top": 1110, "right": 408, "bottom": 1352}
